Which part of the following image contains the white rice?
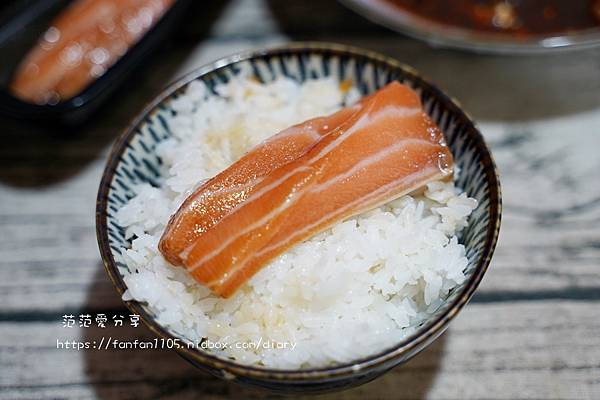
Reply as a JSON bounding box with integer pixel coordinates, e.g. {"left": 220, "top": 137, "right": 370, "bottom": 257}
{"left": 116, "top": 75, "right": 477, "bottom": 369}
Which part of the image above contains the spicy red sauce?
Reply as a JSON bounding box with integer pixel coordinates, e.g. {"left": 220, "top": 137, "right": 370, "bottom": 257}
{"left": 384, "top": 0, "right": 600, "bottom": 36}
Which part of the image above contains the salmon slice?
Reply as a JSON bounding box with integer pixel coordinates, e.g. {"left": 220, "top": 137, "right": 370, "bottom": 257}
{"left": 160, "top": 81, "right": 454, "bottom": 297}
{"left": 10, "top": 0, "right": 176, "bottom": 104}
{"left": 159, "top": 104, "right": 363, "bottom": 265}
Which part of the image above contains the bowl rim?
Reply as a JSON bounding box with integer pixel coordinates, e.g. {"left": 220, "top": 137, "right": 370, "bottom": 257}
{"left": 96, "top": 41, "right": 502, "bottom": 381}
{"left": 340, "top": 0, "right": 600, "bottom": 54}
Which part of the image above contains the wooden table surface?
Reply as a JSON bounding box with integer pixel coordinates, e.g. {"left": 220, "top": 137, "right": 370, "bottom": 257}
{"left": 1, "top": 1, "right": 599, "bottom": 399}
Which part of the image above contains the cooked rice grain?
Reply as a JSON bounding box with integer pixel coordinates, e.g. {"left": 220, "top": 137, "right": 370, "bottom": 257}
{"left": 116, "top": 76, "right": 477, "bottom": 369}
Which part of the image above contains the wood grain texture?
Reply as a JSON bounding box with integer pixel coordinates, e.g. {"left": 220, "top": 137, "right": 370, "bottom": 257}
{"left": 1, "top": 302, "right": 599, "bottom": 399}
{"left": 0, "top": 0, "right": 599, "bottom": 398}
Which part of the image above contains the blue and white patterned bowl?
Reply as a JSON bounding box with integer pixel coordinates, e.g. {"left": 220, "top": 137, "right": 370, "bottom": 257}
{"left": 96, "top": 42, "right": 501, "bottom": 393}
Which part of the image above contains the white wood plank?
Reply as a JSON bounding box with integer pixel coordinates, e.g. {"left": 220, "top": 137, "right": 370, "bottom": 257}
{"left": 1, "top": 302, "right": 598, "bottom": 399}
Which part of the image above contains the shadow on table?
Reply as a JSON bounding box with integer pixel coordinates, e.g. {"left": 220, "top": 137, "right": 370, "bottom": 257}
{"left": 83, "top": 264, "right": 446, "bottom": 399}
{"left": 267, "top": 0, "right": 600, "bottom": 123}
{"left": 0, "top": 0, "right": 228, "bottom": 189}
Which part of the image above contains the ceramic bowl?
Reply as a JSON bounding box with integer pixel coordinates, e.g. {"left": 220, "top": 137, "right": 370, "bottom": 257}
{"left": 96, "top": 42, "right": 501, "bottom": 393}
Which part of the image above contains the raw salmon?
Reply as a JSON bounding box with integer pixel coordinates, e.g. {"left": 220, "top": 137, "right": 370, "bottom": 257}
{"left": 159, "top": 81, "right": 454, "bottom": 297}
{"left": 10, "top": 0, "right": 175, "bottom": 104}
{"left": 159, "top": 104, "right": 363, "bottom": 265}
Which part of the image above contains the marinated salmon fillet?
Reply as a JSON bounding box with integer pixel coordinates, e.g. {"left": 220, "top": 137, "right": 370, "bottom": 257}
{"left": 10, "top": 0, "right": 175, "bottom": 104}
{"left": 159, "top": 104, "right": 363, "bottom": 266}
{"left": 159, "top": 82, "right": 454, "bottom": 297}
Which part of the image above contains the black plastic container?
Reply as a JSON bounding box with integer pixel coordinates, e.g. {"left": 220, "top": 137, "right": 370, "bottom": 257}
{"left": 0, "top": 0, "right": 193, "bottom": 124}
